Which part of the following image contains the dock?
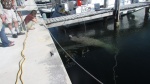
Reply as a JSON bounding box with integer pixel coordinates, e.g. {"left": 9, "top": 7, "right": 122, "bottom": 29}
{"left": 44, "top": 2, "right": 150, "bottom": 28}
{"left": 0, "top": 0, "right": 71, "bottom": 84}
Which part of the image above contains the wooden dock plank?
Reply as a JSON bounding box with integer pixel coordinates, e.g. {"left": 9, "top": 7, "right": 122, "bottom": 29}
{"left": 51, "top": 18, "right": 57, "bottom": 22}
{"left": 59, "top": 16, "right": 66, "bottom": 21}
{"left": 45, "top": 2, "right": 150, "bottom": 28}
{"left": 46, "top": 12, "right": 113, "bottom": 28}
{"left": 54, "top": 17, "right": 61, "bottom": 22}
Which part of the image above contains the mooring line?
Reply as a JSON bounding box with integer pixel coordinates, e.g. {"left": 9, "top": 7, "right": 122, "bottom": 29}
{"left": 41, "top": 6, "right": 103, "bottom": 83}
{"left": 49, "top": 31, "right": 104, "bottom": 84}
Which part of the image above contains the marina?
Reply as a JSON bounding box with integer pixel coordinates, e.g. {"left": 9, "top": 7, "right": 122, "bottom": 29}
{"left": 1, "top": 0, "right": 150, "bottom": 84}
{"left": 50, "top": 8, "right": 150, "bottom": 84}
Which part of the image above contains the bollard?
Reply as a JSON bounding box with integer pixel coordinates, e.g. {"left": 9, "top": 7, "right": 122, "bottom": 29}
{"left": 42, "top": 13, "right": 47, "bottom": 20}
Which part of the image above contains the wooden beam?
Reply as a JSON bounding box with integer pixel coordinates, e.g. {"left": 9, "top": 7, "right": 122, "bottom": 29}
{"left": 46, "top": 12, "right": 113, "bottom": 28}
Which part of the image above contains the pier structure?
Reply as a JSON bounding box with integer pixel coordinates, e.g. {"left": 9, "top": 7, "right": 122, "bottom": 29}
{"left": 0, "top": 0, "right": 71, "bottom": 84}
{"left": 44, "top": 2, "right": 150, "bottom": 30}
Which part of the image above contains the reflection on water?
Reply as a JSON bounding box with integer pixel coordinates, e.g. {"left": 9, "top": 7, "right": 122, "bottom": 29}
{"left": 49, "top": 9, "right": 150, "bottom": 84}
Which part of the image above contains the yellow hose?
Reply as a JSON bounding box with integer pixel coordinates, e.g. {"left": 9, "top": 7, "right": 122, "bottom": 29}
{"left": 15, "top": 31, "right": 28, "bottom": 84}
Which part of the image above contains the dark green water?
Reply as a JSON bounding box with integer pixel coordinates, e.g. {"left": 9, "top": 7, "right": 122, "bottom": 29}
{"left": 49, "top": 9, "right": 150, "bottom": 84}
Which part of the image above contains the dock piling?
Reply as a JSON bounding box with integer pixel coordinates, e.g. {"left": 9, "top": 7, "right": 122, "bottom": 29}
{"left": 114, "top": 0, "right": 120, "bottom": 31}
{"left": 144, "top": 7, "right": 149, "bottom": 24}
{"left": 104, "top": 0, "right": 108, "bottom": 8}
{"left": 103, "top": 17, "right": 108, "bottom": 29}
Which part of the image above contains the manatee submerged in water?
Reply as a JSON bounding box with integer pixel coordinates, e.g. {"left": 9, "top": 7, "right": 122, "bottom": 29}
{"left": 69, "top": 35, "right": 118, "bottom": 54}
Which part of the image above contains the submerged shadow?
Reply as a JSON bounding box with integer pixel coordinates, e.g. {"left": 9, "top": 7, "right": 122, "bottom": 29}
{"left": 127, "top": 13, "right": 137, "bottom": 28}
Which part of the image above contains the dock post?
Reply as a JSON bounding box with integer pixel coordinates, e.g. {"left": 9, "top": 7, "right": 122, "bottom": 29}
{"left": 114, "top": 0, "right": 120, "bottom": 31}
{"left": 144, "top": 7, "right": 149, "bottom": 24}
{"left": 131, "top": 0, "right": 134, "bottom": 4}
{"left": 104, "top": 0, "right": 108, "bottom": 8}
{"left": 103, "top": 17, "right": 108, "bottom": 29}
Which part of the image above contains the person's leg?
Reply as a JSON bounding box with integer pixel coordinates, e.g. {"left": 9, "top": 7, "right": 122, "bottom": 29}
{"left": 4, "top": 9, "right": 18, "bottom": 38}
{"left": 26, "top": 21, "right": 35, "bottom": 31}
{"left": 7, "top": 23, "right": 14, "bottom": 33}
{"left": 14, "top": 21, "right": 20, "bottom": 33}
{"left": 12, "top": 9, "right": 21, "bottom": 34}
{"left": 13, "top": 20, "right": 25, "bottom": 35}
{"left": 17, "top": 11, "right": 23, "bottom": 22}
{"left": 0, "top": 25, "right": 10, "bottom": 47}
{"left": 7, "top": 23, "right": 18, "bottom": 38}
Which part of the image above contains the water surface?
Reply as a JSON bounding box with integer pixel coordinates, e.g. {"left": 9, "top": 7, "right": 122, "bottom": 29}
{"left": 49, "top": 9, "right": 150, "bottom": 84}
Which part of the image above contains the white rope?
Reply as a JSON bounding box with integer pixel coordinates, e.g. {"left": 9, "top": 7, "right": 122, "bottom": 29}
{"left": 42, "top": 8, "right": 123, "bottom": 84}
{"left": 42, "top": 14, "right": 103, "bottom": 83}
{"left": 61, "top": 6, "right": 104, "bottom": 84}
{"left": 47, "top": 7, "right": 103, "bottom": 84}
{"left": 49, "top": 31, "right": 104, "bottom": 84}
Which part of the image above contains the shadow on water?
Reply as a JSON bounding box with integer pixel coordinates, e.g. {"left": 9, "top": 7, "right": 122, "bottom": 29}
{"left": 49, "top": 9, "right": 150, "bottom": 84}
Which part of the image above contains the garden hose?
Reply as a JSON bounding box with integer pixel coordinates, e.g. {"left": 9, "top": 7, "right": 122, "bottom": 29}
{"left": 15, "top": 31, "right": 28, "bottom": 84}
